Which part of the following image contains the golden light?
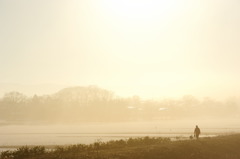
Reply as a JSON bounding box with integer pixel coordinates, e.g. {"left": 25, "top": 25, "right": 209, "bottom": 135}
{"left": 101, "top": 0, "right": 181, "bottom": 20}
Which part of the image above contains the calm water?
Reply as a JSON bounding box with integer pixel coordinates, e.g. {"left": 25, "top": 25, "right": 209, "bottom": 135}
{"left": 0, "top": 120, "right": 239, "bottom": 151}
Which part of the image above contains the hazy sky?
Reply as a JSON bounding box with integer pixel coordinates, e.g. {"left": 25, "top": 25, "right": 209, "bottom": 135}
{"left": 0, "top": 0, "right": 240, "bottom": 99}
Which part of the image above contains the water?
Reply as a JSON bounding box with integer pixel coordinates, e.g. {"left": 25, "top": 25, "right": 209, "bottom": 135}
{"left": 0, "top": 120, "right": 239, "bottom": 151}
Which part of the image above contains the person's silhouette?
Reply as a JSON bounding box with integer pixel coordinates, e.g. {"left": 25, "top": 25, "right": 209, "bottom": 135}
{"left": 194, "top": 125, "right": 201, "bottom": 139}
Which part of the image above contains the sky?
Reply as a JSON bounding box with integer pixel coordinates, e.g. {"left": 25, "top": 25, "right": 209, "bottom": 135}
{"left": 0, "top": 0, "right": 240, "bottom": 99}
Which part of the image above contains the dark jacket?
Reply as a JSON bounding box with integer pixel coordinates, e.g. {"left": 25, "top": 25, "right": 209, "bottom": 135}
{"left": 194, "top": 127, "right": 201, "bottom": 135}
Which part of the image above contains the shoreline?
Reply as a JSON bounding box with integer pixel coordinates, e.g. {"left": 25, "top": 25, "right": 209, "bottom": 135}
{"left": 0, "top": 132, "right": 236, "bottom": 151}
{"left": 1, "top": 134, "right": 240, "bottom": 159}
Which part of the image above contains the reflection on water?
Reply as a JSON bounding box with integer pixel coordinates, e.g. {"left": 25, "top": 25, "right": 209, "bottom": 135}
{"left": 0, "top": 120, "right": 239, "bottom": 150}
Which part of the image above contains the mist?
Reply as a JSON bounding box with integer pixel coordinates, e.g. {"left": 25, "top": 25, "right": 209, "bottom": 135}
{"left": 0, "top": 86, "right": 239, "bottom": 125}
{"left": 1, "top": 0, "right": 240, "bottom": 155}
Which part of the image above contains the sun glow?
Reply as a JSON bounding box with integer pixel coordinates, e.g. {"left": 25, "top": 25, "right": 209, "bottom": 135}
{"left": 1, "top": 0, "right": 240, "bottom": 99}
{"left": 101, "top": 0, "right": 180, "bottom": 20}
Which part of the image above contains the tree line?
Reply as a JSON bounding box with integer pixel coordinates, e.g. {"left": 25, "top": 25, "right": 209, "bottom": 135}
{"left": 0, "top": 86, "right": 239, "bottom": 124}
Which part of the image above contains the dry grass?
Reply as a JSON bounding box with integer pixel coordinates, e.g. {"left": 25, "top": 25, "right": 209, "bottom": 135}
{"left": 1, "top": 134, "right": 240, "bottom": 159}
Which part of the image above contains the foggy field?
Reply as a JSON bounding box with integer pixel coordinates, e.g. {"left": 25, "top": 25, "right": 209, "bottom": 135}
{"left": 1, "top": 134, "right": 240, "bottom": 159}
{"left": 1, "top": 0, "right": 240, "bottom": 158}
{"left": 0, "top": 87, "right": 240, "bottom": 153}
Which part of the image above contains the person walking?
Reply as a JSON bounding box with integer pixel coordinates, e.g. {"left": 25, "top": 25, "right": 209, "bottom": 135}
{"left": 194, "top": 125, "right": 201, "bottom": 139}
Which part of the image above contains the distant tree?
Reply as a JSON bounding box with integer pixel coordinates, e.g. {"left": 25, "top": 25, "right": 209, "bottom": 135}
{"left": 2, "top": 92, "right": 27, "bottom": 104}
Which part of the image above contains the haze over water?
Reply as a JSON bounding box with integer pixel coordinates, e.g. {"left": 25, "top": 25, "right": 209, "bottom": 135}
{"left": 0, "top": 0, "right": 240, "bottom": 150}
{"left": 0, "top": 120, "right": 239, "bottom": 147}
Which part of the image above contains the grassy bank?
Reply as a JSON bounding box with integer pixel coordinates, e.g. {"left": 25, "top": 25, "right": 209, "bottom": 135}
{"left": 1, "top": 134, "right": 240, "bottom": 159}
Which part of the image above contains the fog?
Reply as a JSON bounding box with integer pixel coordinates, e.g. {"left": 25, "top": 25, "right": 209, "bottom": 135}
{"left": 1, "top": 0, "right": 240, "bottom": 100}
{"left": 0, "top": 86, "right": 240, "bottom": 147}
{"left": 0, "top": 86, "right": 239, "bottom": 124}
{"left": 1, "top": 0, "right": 240, "bottom": 148}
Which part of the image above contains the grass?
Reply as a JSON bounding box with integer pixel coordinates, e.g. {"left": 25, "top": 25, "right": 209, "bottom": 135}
{"left": 1, "top": 134, "right": 240, "bottom": 159}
